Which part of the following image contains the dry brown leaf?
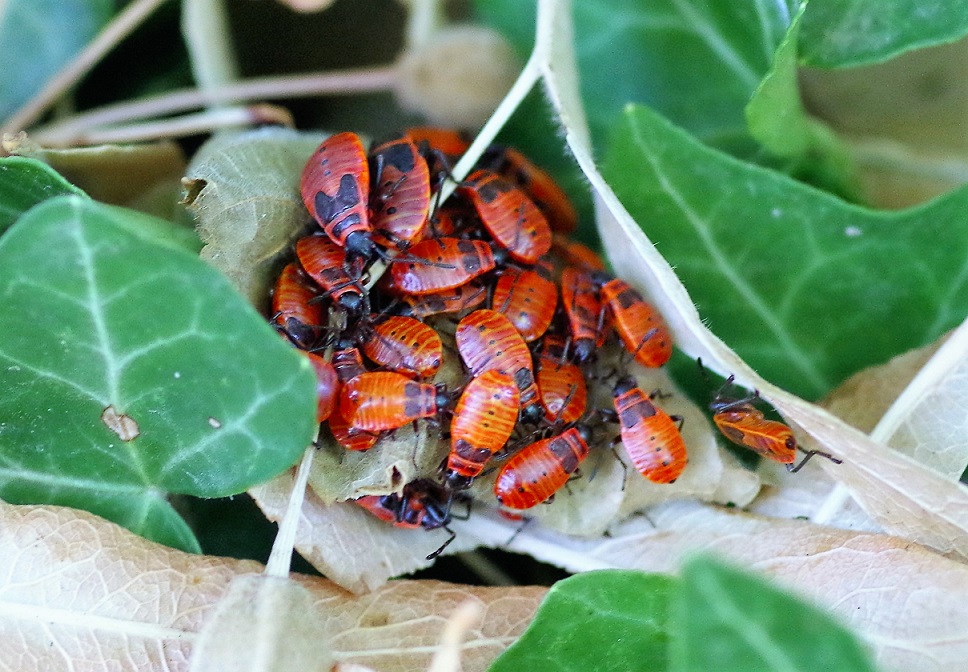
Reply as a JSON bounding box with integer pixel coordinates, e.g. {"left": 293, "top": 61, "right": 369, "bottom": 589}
{"left": 0, "top": 501, "right": 543, "bottom": 672}
{"left": 11, "top": 140, "right": 187, "bottom": 215}
{"left": 183, "top": 128, "right": 326, "bottom": 307}
{"left": 868, "top": 322, "right": 968, "bottom": 480}
{"left": 250, "top": 470, "right": 456, "bottom": 593}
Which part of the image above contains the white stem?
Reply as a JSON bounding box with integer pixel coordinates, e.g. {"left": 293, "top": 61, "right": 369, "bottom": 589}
{"left": 33, "top": 104, "right": 293, "bottom": 147}
{"left": 181, "top": 0, "right": 239, "bottom": 99}
{"left": 265, "top": 444, "right": 316, "bottom": 577}
{"left": 32, "top": 67, "right": 397, "bottom": 141}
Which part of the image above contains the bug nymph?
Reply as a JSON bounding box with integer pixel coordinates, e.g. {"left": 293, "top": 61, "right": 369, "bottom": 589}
{"left": 709, "top": 374, "right": 842, "bottom": 473}
{"left": 611, "top": 376, "right": 687, "bottom": 484}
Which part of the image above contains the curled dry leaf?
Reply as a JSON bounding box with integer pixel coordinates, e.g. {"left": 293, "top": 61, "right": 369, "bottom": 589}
{"left": 821, "top": 335, "right": 943, "bottom": 435}
{"left": 250, "top": 469, "right": 456, "bottom": 593}
{"left": 10, "top": 141, "right": 187, "bottom": 211}
{"left": 0, "top": 501, "right": 544, "bottom": 672}
{"left": 183, "top": 127, "right": 326, "bottom": 307}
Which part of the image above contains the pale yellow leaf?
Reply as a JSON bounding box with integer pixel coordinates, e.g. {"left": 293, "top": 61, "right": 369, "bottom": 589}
{"left": 188, "top": 575, "right": 333, "bottom": 672}
{"left": 0, "top": 501, "right": 542, "bottom": 672}
{"left": 822, "top": 338, "right": 942, "bottom": 434}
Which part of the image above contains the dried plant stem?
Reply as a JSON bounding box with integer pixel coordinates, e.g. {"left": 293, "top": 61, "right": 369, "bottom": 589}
{"left": 2, "top": 0, "right": 171, "bottom": 134}
{"left": 33, "top": 105, "right": 294, "bottom": 147}
{"left": 405, "top": 0, "right": 444, "bottom": 49}
{"left": 265, "top": 443, "right": 317, "bottom": 578}
{"left": 427, "top": 600, "right": 484, "bottom": 672}
{"left": 31, "top": 66, "right": 398, "bottom": 142}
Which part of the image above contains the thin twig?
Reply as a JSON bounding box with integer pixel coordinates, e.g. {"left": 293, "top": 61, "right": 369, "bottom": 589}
{"left": 2, "top": 0, "right": 171, "bottom": 134}
{"left": 33, "top": 105, "right": 293, "bottom": 147}
{"left": 31, "top": 66, "right": 398, "bottom": 141}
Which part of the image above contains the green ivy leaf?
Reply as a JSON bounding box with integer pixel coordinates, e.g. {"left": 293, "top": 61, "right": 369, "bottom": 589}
{"left": 0, "top": 196, "right": 317, "bottom": 551}
{"left": 476, "top": 0, "right": 797, "bottom": 151}
{"left": 673, "top": 556, "right": 876, "bottom": 671}
{"left": 745, "top": 2, "right": 859, "bottom": 199}
{"left": 0, "top": 157, "right": 86, "bottom": 234}
{"left": 0, "top": 0, "right": 113, "bottom": 120}
{"left": 489, "top": 570, "right": 674, "bottom": 672}
{"left": 603, "top": 104, "right": 968, "bottom": 399}
{"left": 800, "top": 0, "right": 968, "bottom": 68}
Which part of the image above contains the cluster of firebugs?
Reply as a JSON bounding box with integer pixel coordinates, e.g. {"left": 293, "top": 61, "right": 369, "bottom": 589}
{"left": 271, "top": 128, "right": 841, "bottom": 557}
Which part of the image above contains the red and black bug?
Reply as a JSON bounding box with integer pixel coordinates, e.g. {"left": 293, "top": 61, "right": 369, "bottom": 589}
{"left": 326, "top": 409, "right": 378, "bottom": 452}
{"left": 295, "top": 234, "right": 366, "bottom": 313}
{"left": 331, "top": 341, "right": 367, "bottom": 381}
{"left": 551, "top": 235, "right": 605, "bottom": 272}
{"left": 426, "top": 200, "right": 480, "bottom": 238}
{"left": 481, "top": 145, "right": 578, "bottom": 234}
{"left": 361, "top": 315, "right": 443, "bottom": 379}
{"left": 396, "top": 282, "right": 487, "bottom": 319}
{"left": 710, "top": 375, "right": 841, "bottom": 472}
{"left": 611, "top": 377, "right": 687, "bottom": 484}
{"left": 354, "top": 478, "right": 457, "bottom": 559}
{"left": 405, "top": 126, "right": 470, "bottom": 192}
{"left": 304, "top": 351, "right": 340, "bottom": 423}
{"left": 272, "top": 262, "right": 324, "bottom": 349}
{"left": 597, "top": 275, "right": 672, "bottom": 368}
{"left": 338, "top": 371, "right": 448, "bottom": 433}
{"left": 491, "top": 260, "right": 558, "bottom": 343}
{"left": 406, "top": 126, "right": 471, "bottom": 162}
{"left": 455, "top": 309, "right": 542, "bottom": 422}
{"left": 493, "top": 425, "right": 592, "bottom": 511}
{"left": 458, "top": 169, "right": 552, "bottom": 265}
{"left": 536, "top": 335, "right": 587, "bottom": 425}
{"left": 389, "top": 237, "right": 500, "bottom": 295}
{"left": 368, "top": 135, "right": 431, "bottom": 250}
{"left": 560, "top": 266, "right": 605, "bottom": 363}
{"left": 443, "top": 370, "right": 520, "bottom": 490}
{"left": 325, "top": 343, "right": 377, "bottom": 450}
{"left": 300, "top": 132, "right": 375, "bottom": 263}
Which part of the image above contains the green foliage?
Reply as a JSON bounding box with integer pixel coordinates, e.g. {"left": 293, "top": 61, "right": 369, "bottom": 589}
{"left": 0, "top": 157, "right": 87, "bottom": 233}
{"left": 673, "top": 557, "right": 876, "bottom": 671}
{"left": 603, "top": 104, "right": 968, "bottom": 399}
{"left": 478, "top": 0, "right": 797, "bottom": 152}
{"left": 0, "top": 0, "right": 114, "bottom": 120}
{"left": 0, "top": 195, "right": 317, "bottom": 551}
{"left": 491, "top": 559, "right": 877, "bottom": 672}
{"left": 800, "top": 0, "right": 968, "bottom": 67}
{"left": 490, "top": 571, "right": 673, "bottom": 672}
